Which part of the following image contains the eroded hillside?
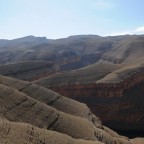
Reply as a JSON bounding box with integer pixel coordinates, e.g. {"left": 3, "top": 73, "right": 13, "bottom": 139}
{"left": 0, "top": 75, "right": 139, "bottom": 144}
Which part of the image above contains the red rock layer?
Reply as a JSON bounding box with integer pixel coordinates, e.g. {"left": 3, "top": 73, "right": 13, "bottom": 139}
{"left": 48, "top": 69, "right": 144, "bottom": 98}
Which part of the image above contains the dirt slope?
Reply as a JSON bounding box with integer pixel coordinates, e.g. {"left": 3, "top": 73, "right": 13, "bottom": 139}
{"left": 0, "top": 118, "right": 103, "bottom": 144}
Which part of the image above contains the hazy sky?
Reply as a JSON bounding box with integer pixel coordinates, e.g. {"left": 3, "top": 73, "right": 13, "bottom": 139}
{"left": 1, "top": 0, "right": 144, "bottom": 39}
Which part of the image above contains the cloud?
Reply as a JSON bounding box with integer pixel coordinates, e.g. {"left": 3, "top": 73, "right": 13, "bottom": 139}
{"left": 106, "top": 26, "right": 144, "bottom": 36}
{"left": 134, "top": 26, "right": 144, "bottom": 33}
{"left": 95, "top": 1, "right": 113, "bottom": 9}
{"left": 107, "top": 31, "right": 131, "bottom": 36}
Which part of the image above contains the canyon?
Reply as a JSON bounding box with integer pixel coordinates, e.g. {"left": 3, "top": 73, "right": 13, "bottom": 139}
{"left": 0, "top": 35, "right": 144, "bottom": 143}
{"left": 35, "top": 63, "right": 144, "bottom": 136}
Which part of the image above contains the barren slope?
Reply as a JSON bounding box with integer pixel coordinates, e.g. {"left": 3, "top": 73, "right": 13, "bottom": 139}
{"left": 35, "top": 62, "right": 120, "bottom": 86}
{"left": 0, "top": 118, "right": 103, "bottom": 144}
{"left": 0, "top": 75, "right": 133, "bottom": 144}
{"left": 0, "top": 61, "right": 59, "bottom": 81}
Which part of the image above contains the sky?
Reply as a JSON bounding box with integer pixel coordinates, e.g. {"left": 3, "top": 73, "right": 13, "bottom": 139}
{"left": 0, "top": 0, "right": 144, "bottom": 39}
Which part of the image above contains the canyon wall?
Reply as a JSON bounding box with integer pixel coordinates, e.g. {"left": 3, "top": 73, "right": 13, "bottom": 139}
{"left": 47, "top": 67, "right": 144, "bottom": 134}
{"left": 48, "top": 66, "right": 144, "bottom": 98}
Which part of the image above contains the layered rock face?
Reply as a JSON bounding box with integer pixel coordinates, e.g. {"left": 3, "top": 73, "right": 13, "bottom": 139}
{"left": 0, "top": 75, "right": 135, "bottom": 144}
{"left": 47, "top": 65, "right": 144, "bottom": 98}
{"left": 35, "top": 64, "right": 144, "bottom": 135}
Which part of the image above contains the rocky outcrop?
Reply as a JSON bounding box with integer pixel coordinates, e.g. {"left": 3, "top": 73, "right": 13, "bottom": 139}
{"left": 0, "top": 118, "right": 103, "bottom": 144}
{"left": 0, "top": 75, "right": 102, "bottom": 128}
{"left": 0, "top": 75, "right": 135, "bottom": 144}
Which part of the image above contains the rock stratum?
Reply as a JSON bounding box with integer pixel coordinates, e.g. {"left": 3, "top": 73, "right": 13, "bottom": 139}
{"left": 0, "top": 75, "right": 138, "bottom": 144}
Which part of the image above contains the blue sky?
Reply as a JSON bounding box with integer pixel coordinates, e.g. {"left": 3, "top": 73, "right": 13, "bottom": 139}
{"left": 0, "top": 0, "right": 144, "bottom": 39}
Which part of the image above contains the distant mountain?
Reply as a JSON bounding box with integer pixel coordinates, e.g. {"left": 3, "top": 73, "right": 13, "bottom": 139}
{"left": 0, "top": 34, "right": 143, "bottom": 67}
{"left": 0, "top": 35, "right": 49, "bottom": 47}
{"left": 12, "top": 35, "right": 47, "bottom": 42}
{"left": 0, "top": 39, "right": 9, "bottom": 47}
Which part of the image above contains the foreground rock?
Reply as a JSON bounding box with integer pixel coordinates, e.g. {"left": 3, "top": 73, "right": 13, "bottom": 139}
{"left": 0, "top": 75, "right": 133, "bottom": 144}
{"left": 131, "top": 138, "right": 144, "bottom": 144}
{"left": 0, "top": 118, "right": 103, "bottom": 144}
